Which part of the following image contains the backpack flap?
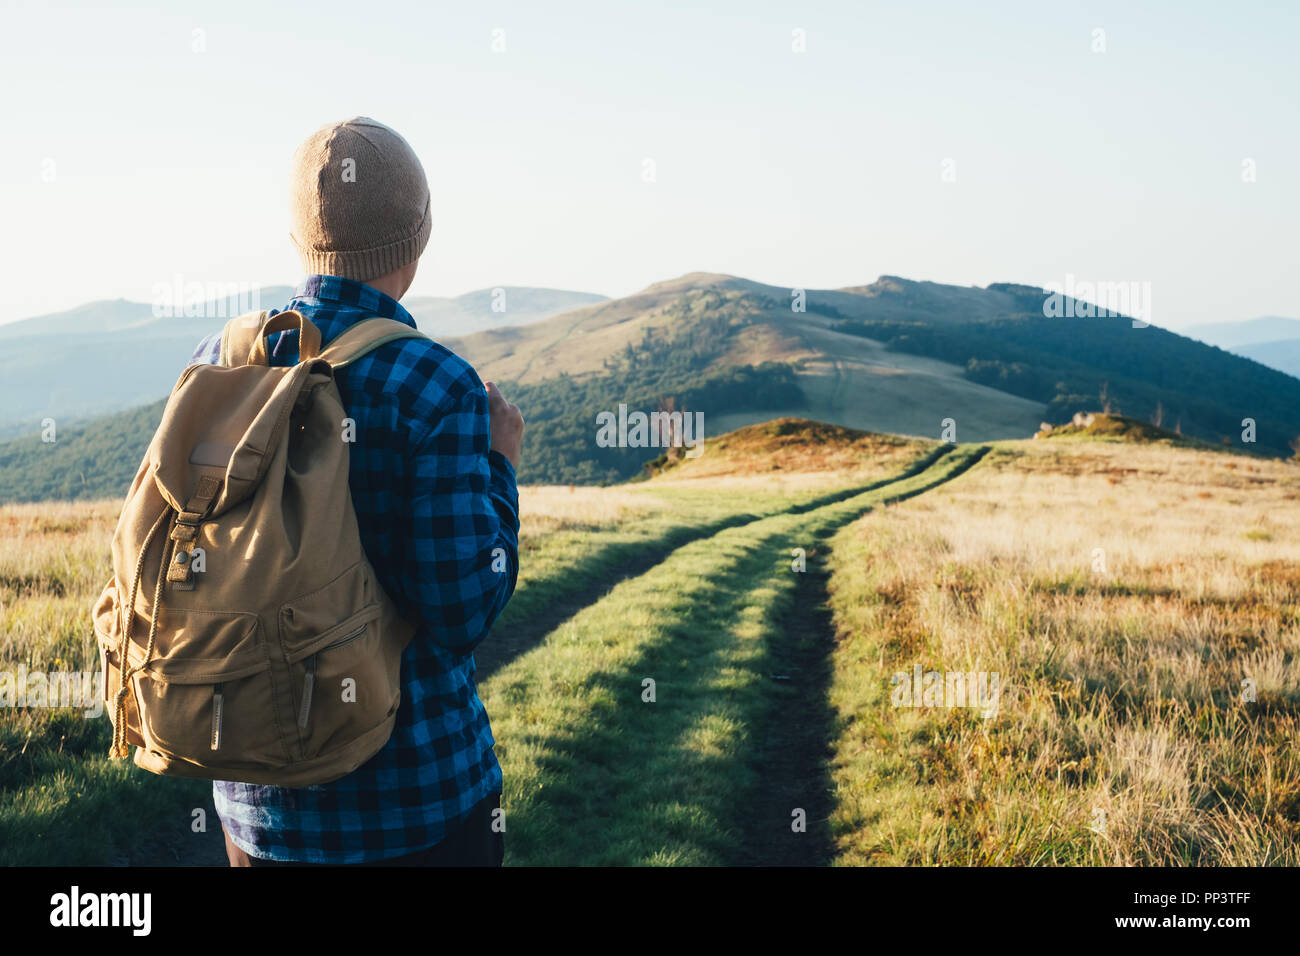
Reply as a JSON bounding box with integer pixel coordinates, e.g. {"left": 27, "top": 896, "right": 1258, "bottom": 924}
{"left": 149, "top": 360, "right": 329, "bottom": 522}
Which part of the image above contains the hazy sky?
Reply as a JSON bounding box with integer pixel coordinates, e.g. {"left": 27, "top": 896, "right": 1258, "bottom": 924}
{"left": 1, "top": 0, "right": 1295, "bottom": 330}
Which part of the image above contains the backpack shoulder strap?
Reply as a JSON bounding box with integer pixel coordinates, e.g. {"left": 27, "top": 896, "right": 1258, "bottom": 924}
{"left": 316, "top": 317, "right": 429, "bottom": 369}
{"left": 218, "top": 310, "right": 270, "bottom": 367}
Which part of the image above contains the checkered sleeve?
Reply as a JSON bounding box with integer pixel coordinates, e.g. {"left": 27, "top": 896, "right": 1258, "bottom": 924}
{"left": 401, "top": 370, "right": 520, "bottom": 655}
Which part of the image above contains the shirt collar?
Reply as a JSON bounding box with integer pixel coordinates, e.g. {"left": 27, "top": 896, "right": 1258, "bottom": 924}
{"left": 287, "top": 274, "right": 417, "bottom": 329}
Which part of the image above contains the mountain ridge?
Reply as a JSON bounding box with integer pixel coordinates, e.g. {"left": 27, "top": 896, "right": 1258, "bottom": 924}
{"left": 2, "top": 271, "right": 1297, "bottom": 492}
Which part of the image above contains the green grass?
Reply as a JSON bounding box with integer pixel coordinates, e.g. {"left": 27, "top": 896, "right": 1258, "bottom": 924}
{"left": 482, "top": 445, "right": 990, "bottom": 864}
{"left": 484, "top": 441, "right": 944, "bottom": 671}
{"left": 0, "top": 709, "right": 211, "bottom": 866}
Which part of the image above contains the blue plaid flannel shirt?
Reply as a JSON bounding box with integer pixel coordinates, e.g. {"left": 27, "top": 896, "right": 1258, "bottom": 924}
{"left": 189, "top": 275, "right": 518, "bottom": 863}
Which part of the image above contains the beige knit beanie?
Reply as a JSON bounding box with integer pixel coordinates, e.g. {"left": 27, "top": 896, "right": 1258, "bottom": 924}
{"left": 288, "top": 116, "right": 432, "bottom": 282}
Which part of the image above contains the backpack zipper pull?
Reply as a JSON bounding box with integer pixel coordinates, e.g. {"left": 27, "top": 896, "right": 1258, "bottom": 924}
{"left": 211, "top": 683, "right": 224, "bottom": 751}
{"left": 297, "top": 654, "right": 317, "bottom": 729}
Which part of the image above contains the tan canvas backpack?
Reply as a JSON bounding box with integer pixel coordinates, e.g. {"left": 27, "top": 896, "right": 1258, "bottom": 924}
{"left": 91, "top": 309, "right": 422, "bottom": 786}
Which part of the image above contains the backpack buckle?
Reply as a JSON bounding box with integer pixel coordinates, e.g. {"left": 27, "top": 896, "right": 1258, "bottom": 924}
{"left": 166, "top": 476, "right": 221, "bottom": 588}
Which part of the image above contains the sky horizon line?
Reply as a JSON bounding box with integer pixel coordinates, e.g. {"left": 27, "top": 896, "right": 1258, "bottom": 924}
{"left": 1, "top": 267, "right": 1291, "bottom": 335}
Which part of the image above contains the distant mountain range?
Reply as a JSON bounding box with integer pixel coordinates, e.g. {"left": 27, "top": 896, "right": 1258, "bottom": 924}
{"left": 0, "top": 286, "right": 607, "bottom": 439}
{"left": 1, "top": 272, "right": 1298, "bottom": 499}
{"left": 1182, "top": 315, "right": 1300, "bottom": 379}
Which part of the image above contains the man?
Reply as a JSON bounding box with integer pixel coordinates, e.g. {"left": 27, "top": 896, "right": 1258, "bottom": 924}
{"left": 189, "top": 116, "right": 524, "bottom": 866}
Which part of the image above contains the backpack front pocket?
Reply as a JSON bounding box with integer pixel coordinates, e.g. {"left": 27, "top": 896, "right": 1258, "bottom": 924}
{"left": 132, "top": 656, "right": 289, "bottom": 770}
{"left": 284, "top": 605, "right": 400, "bottom": 761}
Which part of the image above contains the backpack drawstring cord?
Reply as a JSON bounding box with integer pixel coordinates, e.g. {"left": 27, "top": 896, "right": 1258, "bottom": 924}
{"left": 109, "top": 506, "right": 174, "bottom": 759}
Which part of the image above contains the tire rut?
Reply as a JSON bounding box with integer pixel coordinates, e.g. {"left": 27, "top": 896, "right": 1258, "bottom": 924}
{"left": 736, "top": 443, "right": 990, "bottom": 866}
{"left": 474, "top": 444, "right": 957, "bottom": 681}
{"left": 734, "top": 550, "right": 838, "bottom": 866}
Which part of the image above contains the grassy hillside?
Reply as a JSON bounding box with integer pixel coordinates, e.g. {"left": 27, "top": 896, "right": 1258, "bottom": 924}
{"left": 501, "top": 291, "right": 809, "bottom": 483}
{"left": 442, "top": 274, "right": 1049, "bottom": 447}
{"left": 834, "top": 295, "right": 1300, "bottom": 457}
{"left": 3, "top": 419, "right": 1297, "bottom": 866}
{"left": 645, "top": 417, "right": 923, "bottom": 483}
{"left": 0, "top": 400, "right": 162, "bottom": 504}
{"left": 1035, "top": 412, "right": 1209, "bottom": 447}
{"left": 446, "top": 272, "right": 1300, "bottom": 457}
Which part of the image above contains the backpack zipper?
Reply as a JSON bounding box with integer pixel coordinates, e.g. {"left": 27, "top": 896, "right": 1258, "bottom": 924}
{"left": 297, "top": 623, "right": 368, "bottom": 729}
{"left": 211, "top": 683, "right": 224, "bottom": 751}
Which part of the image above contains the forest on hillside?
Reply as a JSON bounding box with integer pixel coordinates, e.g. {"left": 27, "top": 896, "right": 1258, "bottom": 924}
{"left": 0, "top": 400, "right": 164, "bottom": 504}
{"left": 505, "top": 310, "right": 804, "bottom": 484}
{"left": 835, "top": 302, "right": 1300, "bottom": 458}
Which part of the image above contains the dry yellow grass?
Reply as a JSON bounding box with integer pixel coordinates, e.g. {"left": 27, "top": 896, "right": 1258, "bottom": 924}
{"left": 826, "top": 440, "right": 1300, "bottom": 865}
{"left": 647, "top": 418, "right": 933, "bottom": 494}
{"left": 0, "top": 500, "right": 119, "bottom": 667}
{"left": 517, "top": 484, "right": 669, "bottom": 535}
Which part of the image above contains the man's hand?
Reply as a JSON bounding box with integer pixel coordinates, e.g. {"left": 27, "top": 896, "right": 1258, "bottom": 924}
{"left": 485, "top": 381, "right": 524, "bottom": 470}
